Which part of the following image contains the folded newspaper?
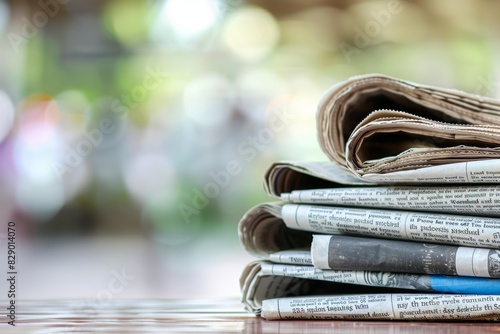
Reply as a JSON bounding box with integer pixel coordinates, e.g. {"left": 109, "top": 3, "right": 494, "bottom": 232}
{"left": 239, "top": 74, "right": 500, "bottom": 321}
{"left": 265, "top": 74, "right": 500, "bottom": 197}
{"left": 239, "top": 203, "right": 500, "bottom": 254}
{"left": 319, "top": 74, "right": 500, "bottom": 176}
{"left": 241, "top": 258, "right": 500, "bottom": 320}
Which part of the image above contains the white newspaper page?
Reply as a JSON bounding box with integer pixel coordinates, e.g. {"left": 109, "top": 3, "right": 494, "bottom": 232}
{"left": 272, "top": 161, "right": 370, "bottom": 185}
{"left": 269, "top": 250, "right": 312, "bottom": 265}
{"left": 282, "top": 185, "right": 500, "bottom": 216}
{"left": 362, "top": 160, "right": 500, "bottom": 183}
{"left": 262, "top": 294, "right": 500, "bottom": 320}
{"left": 264, "top": 161, "right": 372, "bottom": 197}
{"left": 282, "top": 204, "right": 500, "bottom": 249}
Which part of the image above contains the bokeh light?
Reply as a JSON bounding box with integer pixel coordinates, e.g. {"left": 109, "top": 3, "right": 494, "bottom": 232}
{"left": 183, "top": 73, "right": 236, "bottom": 127}
{"left": 124, "top": 152, "right": 175, "bottom": 203}
{"left": 102, "top": 0, "right": 150, "bottom": 46}
{"left": 0, "top": 89, "right": 14, "bottom": 143}
{"left": 237, "top": 68, "right": 286, "bottom": 122}
{"left": 223, "top": 6, "right": 280, "bottom": 61}
{"left": 0, "top": 0, "right": 9, "bottom": 35}
{"left": 161, "top": 0, "right": 218, "bottom": 39}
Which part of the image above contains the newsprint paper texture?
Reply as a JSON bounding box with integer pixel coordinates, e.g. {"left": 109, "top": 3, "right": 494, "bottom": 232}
{"left": 281, "top": 185, "right": 500, "bottom": 216}
{"left": 262, "top": 294, "right": 500, "bottom": 321}
{"left": 280, "top": 203, "right": 500, "bottom": 248}
{"left": 260, "top": 259, "right": 500, "bottom": 294}
{"left": 317, "top": 74, "right": 500, "bottom": 177}
{"left": 240, "top": 260, "right": 500, "bottom": 318}
{"left": 311, "top": 235, "right": 500, "bottom": 278}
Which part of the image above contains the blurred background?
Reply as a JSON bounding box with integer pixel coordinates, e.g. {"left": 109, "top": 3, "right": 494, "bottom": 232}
{"left": 0, "top": 0, "right": 499, "bottom": 301}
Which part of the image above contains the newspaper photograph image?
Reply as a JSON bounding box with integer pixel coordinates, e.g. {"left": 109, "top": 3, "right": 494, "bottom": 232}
{"left": 311, "top": 234, "right": 500, "bottom": 278}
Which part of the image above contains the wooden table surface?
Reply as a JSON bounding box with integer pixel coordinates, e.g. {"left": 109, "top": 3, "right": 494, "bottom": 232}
{"left": 2, "top": 299, "right": 500, "bottom": 333}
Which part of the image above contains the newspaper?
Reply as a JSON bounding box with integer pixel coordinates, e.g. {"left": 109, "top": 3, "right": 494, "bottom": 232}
{"left": 264, "top": 161, "right": 500, "bottom": 198}
{"left": 317, "top": 74, "right": 500, "bottom": 178}
{"left": 263, "top": 161, "right": 370, "bottom": 197}
{"left": 264, "top": 160, "right": 500, "bottom": 198}
{"left": 240, "top": 260, "right": 413, "bottom": 315}
{"left": 281, "top": 203, "right": 500, "bottom": 248}
{"left": 239, "top": 202, "right": 500, "bottom": 255}
{"left": 262, "top": 294, "right": 500, "bottom": 320}
{"left": 241, "top": 260, "right": 500, "bottom": 319}
{"left": 312, "top": 235, "right": 500, "bottom": 278}
{"left": 260, "top": 258, "right": 500, "bottom": 294}
{"left": 281, "top": 185, "right": 500, "bottom": 216}
{"left": 240, "top": 260, "right": 352, "bottom": 315}
{"left": 238, "top": 202, "right": 312, "bottom": 258}
{"left": 240, "top": 75, "right": 500, "bottom": 321}
{"left": 268, "top": 249, "right": 313, "bottom": 265}
{"left": 263, "top": 75, "right": 500, "bottom": 190}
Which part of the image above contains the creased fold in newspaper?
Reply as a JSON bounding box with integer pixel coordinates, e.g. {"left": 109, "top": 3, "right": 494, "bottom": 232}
{"left": 240, "top": 259, "right": 412, "bottom": 316}
{"left": 239, "top": 202, "right": 500, "bottom": 253}
{"left": 318, "top": 74, "right": 500, "bottom": 176}
{"left": 241, "top": 259, "right": 500, "bottom": 320}
{"left": 237, "top": 202, "right": 312, "bottom": 258}
{"left": 264, "top": 75, "right": 500, "bottom": 194}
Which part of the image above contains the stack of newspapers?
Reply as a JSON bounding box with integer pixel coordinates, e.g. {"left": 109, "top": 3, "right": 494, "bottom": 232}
{"left": 238, "top": 74, "right": 500, "bottom": 321}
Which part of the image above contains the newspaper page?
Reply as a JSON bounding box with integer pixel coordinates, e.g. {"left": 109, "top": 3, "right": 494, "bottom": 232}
{"left": 316, "top": 74, "right": 500, "bottom": 174}
{"left": 240, "top": 261, "right": 382, "bottom": 315}
{"left": 282, "top": 185, "right": 500, "bottom": 216}
{"left": 238, "top": 203, "right": 313, "bottom": 258}
{"left": 240, "top": 261, "right": 420, "bottom": 315}
{"left": 262, "top": 294, "right": 500, "bottom": 320}
{"left": 240, "top": 262, "right": 302, "bottom": 314}
{"left": 344, "top": 111, "right": 500, "bottom": 177}
{"left": 281, "top": 203, "right": 500, "bottom": 249}
{"left": 263, "top": 161, "right": 371, "bottom": 197}
{"left": 261, "top": 262, "right": 500, "bottom": 294}
{"left": 269, "top": 250, "right": 312, "bottom": 265}
{"left": 240, "top": 261, "right": 500, "bottom": 320}
{"left": 312, "top": 234, "right": 500, "bottom": 278}
{"left": 361, "top": 160, "right": 500, "bottom": 184}
{"left": 264, "top": 160, "right": 500, "bottom": 200}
